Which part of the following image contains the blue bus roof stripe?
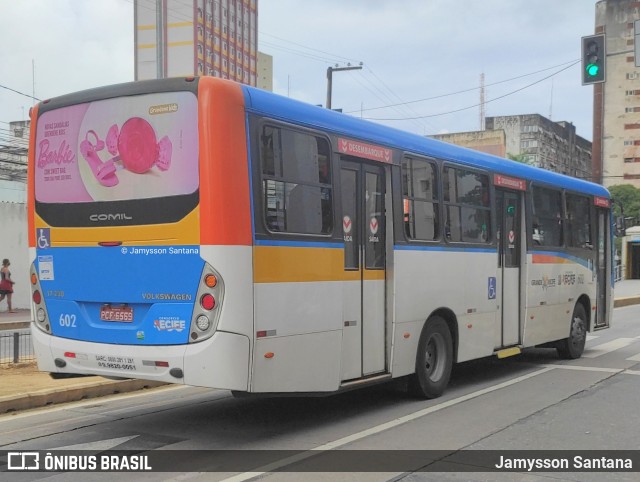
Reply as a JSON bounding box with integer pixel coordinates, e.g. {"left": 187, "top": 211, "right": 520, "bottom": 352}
{"left": 242, "top": 86, "right": 609, "bottom": 198}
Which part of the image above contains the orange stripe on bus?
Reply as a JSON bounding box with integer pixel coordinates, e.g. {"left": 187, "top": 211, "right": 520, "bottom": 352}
{"left": 27, "top": 104, "right": 40, "bottom": 248}
{"left": 198, "top": 78, "right": 252, "bottom": 246}
{"left": 532, "top": 254, "right": 572, "bottom": 264}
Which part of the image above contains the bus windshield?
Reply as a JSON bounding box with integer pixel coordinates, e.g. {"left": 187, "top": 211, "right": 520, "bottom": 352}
{"left": 34, "top": 91, "right": 199, "bottom": 227}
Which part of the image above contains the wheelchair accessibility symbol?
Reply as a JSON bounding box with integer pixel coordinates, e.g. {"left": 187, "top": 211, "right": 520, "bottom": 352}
{"left": 488, "top": 277, "right": 497, "bottom": 300}
{"left": 37, "top": 228, "right": 51, "bottom": 249}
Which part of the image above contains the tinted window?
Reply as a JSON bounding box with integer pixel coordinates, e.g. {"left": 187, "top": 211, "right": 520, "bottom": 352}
{"left": 532, "top": 186, "right": 563, "bottom": 247}
{"left": 402, "top": 157, "right": 439, "bottom": 241}
{"left": 261, "top": 126, "right": 332, "bottom": 235}
{"left": 443, "top": 167, "right": 490, "bottom": 243}
{"left": 566, "top": 194, "right": 592, "bottom": 249}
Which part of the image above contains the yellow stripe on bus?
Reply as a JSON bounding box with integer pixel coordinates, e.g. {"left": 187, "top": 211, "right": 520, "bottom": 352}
{"left": 254, "top": 246, "right": 383, "bottom": 283}
{"left": 34, "top": 207, "right": 201, "bottom": 247}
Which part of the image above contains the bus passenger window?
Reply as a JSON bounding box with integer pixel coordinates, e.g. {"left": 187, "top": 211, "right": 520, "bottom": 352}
{"left": 261, "top": 126, "right": 333, "bottom": 235}
{"left": 443, "top": 167, "right": 490, "bottom": 243}
{"left": 531, "top": 186, "right": 563, "bottom": 247}
{"left": 402, "top": 157, "right": 439, "bottom": 241}
{"left": 566, "top": 193, "right": 592, "bottom": 249}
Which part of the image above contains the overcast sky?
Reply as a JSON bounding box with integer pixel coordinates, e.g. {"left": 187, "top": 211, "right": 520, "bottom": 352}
{"left": 0, "top": 0, "right": 597, "bottom": 142}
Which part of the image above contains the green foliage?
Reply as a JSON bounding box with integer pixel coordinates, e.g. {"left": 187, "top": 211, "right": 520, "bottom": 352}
{"left": 608, "top": 184, "right": 640, "bottom": 223}
{"left": 507, "top": 153, "right": 533, "bottom": 165}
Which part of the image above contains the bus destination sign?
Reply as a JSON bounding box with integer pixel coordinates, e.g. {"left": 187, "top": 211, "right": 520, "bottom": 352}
{"left": 338, "top": 138, "right": 393, "bottom": 163}
{"left": 594, "top": 196, "right": 610, "bottom": 208}
{"left": 494, "top": 174, "right": 527, "bottom": 191}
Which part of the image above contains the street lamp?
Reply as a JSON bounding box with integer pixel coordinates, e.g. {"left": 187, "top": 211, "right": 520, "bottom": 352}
{"left": 326, "top": 63, "right": 363, "bottom": 110}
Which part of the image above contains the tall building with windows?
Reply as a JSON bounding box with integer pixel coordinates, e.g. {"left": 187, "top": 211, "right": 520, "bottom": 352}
{"left": 134, "top": 0, "right": 258, "bottom": 85}
{"left": 430, "top": 114, "right": 592, "bottom": 180}
{"left": 594, "top": 0, "right": 640, "bottom": 187}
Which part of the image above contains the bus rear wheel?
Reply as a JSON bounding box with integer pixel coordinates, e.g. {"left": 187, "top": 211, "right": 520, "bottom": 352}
{"left": 408, "top": 316, "right": 453, "bottom": 399}
{"left": 557, "top": 303, "right": 587, "bottom": 359}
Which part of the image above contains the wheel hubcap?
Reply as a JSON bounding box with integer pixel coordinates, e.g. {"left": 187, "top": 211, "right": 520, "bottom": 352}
{"left": 425, "top": 333, "right": 446, "bottom": 382}
{"left": 571, "top": 316, "right": 586, "bottom": 349}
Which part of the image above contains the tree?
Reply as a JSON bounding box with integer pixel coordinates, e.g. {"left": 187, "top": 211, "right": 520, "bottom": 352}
{"left": 608, "top": 184, "right": 640, "bottom": 227}
{"left": 507, "top": 153, "right": 533, "bottom": 165}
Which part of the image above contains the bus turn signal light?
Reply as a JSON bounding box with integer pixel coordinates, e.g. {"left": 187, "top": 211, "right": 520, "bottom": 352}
{"left": 31, "top": 273, "right": 38, "bottom": 285}
{"left": 204, "top": 274, "right": 218, "bottom": 288}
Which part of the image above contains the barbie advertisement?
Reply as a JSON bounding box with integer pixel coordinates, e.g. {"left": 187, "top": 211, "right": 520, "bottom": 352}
{"left": 35, "top": 91, "right": 198, "bottom": 203}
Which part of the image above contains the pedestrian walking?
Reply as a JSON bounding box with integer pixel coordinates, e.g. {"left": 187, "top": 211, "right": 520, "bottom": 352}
{"left": 0, "top": 258, "right": 16, "bottom": 313}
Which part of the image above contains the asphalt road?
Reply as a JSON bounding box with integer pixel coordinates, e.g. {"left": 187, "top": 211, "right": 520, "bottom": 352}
{"left": 1, "top": 304, "right": 639, "bottom": 481}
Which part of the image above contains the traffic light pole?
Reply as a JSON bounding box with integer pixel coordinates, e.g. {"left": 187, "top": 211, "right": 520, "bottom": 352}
{"left": 326, "top": 65, "right": 362, "bottom": 109}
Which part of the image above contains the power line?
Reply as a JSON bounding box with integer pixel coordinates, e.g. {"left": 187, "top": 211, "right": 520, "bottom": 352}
{"left": 347, "top": 59, "right": 579, "bottom": 114}
{"left": 364, "top": 61, "right": 580, "bottom": 121}
{"left": 0, "top": 83, "right": 40, "bottom": 102}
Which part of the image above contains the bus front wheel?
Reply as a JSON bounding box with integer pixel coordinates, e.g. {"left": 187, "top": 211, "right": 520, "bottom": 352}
{"left": 408, "top": 316, "right": 453, "bottom": 399}
{"left": 557, "top": 303, "right": 587, "bottom": 359}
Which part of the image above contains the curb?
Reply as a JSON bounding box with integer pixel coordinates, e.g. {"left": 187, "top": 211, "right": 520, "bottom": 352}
{"left": 613, "top": 296, "right": 640, "bottom": 308}
{"left": 0, "top": 378, "right": 168, "bottom": 414}
{"left": 0, "top": 321, "right": 30, "bottom": 331}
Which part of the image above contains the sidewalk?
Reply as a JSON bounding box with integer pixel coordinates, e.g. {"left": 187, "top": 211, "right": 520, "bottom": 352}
{"left": 0, "top": 309, "right": 168, "bottom": 414}
{"left": 1, "top": 280, "right": 640, "bottom": 414}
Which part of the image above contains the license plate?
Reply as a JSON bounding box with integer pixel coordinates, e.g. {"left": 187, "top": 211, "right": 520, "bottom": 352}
{"left": 100, "top": 305, "right": 134, "bottom": 322}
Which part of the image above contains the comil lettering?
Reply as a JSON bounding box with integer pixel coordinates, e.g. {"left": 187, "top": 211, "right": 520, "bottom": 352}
{"left": 90, "top": 213, "right": 133, "bottom": 222}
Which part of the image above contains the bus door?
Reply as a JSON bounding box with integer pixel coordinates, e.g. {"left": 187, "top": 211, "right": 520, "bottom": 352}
{"left": 340, "top": 160, "right": 387, "bottom": 379}
{"left": 594, "top": 207, "right": 610, "bottom": 328}
{"left": 496, "top": 189, "right": 522, "bottom": 346}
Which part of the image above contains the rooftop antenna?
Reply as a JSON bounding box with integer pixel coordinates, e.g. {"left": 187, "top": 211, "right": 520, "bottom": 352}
{"left": 549, "top": 78, "right": 554, "bottom": 120}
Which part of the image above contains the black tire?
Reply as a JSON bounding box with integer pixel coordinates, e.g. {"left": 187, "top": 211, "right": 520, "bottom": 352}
{"left": 557, "top": 303, "right": 587, "bottom": 359}
{"left": 408, "top": 316, "right": 453, "bottom": 399}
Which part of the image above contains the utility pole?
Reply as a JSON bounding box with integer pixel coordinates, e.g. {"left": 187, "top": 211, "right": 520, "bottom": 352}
{"left": 326, "top": 64, "right": 362, "bottom": 109}
{"left": 479, "top": 73, "right": 485, "bottom": 130}
{"left": 156, "top": 0, "right": 165, "bottom": 79}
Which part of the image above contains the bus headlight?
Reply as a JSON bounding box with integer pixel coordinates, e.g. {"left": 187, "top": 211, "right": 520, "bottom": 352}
{"left": 196, "top": 315, "right": 210, "bottom": 331}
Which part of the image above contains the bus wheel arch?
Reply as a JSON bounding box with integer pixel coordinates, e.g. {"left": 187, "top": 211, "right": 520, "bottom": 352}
{"left": 408, "top": 312, "right": 455, "bottom": 399}
{"left": 557, "top": 298, "right": 589, "bottom": 360}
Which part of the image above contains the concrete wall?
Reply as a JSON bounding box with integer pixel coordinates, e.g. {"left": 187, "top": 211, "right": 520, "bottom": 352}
{"left": 0, "top": 202, "right": 30, "bottom": 309}
{"left": 430, "top": 130, "right": 506, "bottom": 157}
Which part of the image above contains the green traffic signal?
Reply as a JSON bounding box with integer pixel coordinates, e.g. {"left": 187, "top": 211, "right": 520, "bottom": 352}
{"left": 582, "top": 34, "right": 605, "bottom": 85}
{"left": 586, "top": 63, "right": 600, "bottom": 77}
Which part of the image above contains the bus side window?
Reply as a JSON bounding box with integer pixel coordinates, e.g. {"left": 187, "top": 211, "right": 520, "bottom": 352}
{"left": 402, "top": 157, "right": 439, "bottom": 241}
{"left": 566, "top": 193, "right": 592, "bottom": 249}
{"left": 443, "top": 166, "right": 490, "bottom": 243}
{"left": 531, "top": 186, "right": 563, "bottom": 247}
{"left": 260, "top": 125, "right": 333, "bottom": 235}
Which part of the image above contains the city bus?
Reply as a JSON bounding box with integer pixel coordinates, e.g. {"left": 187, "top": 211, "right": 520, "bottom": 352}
{"left": 28, "top": 77, "right": 612, "bottom": 399}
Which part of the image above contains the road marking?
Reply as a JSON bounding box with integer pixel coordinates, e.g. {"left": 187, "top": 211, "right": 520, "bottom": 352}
{"left": 627, "top": 353, "right": 640, "bottom": 362}
{"left": 50, "top": 435, "right": 138, "bottom": 451}
{"left": 582, "top": 338, "right": 637, "bottom": 358}
{"left": 586, "top": 334, "right": 599, "bottom": 342}
{"left": 623, "top": 369, "right": 640, "bottom": 376}
{"left": 542, "top": 364, "right": 622, "bottom": 374}
{"left": 218, "top": 367, "right": 555, "bottom": 482}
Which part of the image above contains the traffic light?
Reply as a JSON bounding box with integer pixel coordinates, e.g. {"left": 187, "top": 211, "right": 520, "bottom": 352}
{"left": 582, "top": 34, "right": 606, "bottom": 85}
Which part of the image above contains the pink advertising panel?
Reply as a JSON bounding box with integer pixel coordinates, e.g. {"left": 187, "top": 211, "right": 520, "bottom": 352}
{"left": 35, "top": 92, "right": 199, "bottom": 203}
